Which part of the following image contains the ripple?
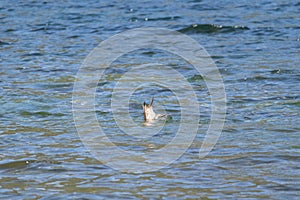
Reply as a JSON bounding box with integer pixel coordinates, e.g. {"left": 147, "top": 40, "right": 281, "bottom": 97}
{"left": 21, "top": 52, "right": 44, "bottom": 57}
{"left": 0, "top": 41, "right": 10, "bottom": 46}
{"left": 19, "top": 111, "right": 65, "bottom": 118}
{"left": 0, "top": 160, "right": 33, "bottom": 170}
{"left": 178, "top": 24, "right": 250, "bottom": 34}
{"left": 145, "top": 16, "right": 181, "bottom": 21}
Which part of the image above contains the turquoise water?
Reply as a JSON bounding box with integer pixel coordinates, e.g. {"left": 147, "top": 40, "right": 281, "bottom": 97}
{"left": 1, "top": 0, "right": 299, "bottom": 199}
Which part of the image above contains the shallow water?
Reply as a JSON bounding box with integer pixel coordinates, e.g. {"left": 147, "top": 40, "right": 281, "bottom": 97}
{"left": 1, "top": 0, "right": 299, "bottom": 199}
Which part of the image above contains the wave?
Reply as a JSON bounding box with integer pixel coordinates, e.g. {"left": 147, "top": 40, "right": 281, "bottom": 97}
{"left": 178, "top": 24, "right": 250, "bottom": 34}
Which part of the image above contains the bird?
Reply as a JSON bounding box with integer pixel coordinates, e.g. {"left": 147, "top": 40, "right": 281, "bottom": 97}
{"left": 142, "top": 97, "right": 168, "bottom": 122}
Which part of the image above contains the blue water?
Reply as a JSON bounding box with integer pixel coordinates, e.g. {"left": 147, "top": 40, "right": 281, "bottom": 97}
{"left": 1, "top": 0, "right": 299, "bottom": 199}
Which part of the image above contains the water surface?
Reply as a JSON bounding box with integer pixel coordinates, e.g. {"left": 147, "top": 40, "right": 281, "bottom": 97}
{"left": 1, "top": 0, "right": 299, "bottom": 199}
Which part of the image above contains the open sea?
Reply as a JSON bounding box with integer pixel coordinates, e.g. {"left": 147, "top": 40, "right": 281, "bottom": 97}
{"left": 0, "top": 0, "right": 299, "bottom": 199}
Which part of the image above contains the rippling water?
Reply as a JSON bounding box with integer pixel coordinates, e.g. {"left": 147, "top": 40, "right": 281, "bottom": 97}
{"left": 1, "top": 0, "right": 299, "bottom": 199}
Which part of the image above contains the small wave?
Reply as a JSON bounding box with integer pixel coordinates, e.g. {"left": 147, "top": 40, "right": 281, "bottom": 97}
{"left": 146, "top": 16, "right": 181, "bottom": 21}
{"left": 0, "top": 41, "right": 10, "bottom": 46}
{"left": 130, "top": 16, "right": 181, "bottom": 22}
{"left": 20, "top": 111, "right": 65, "bottom": 118}
{"left": 178, "top": 24, "right": 249, "bottom": 34}
{"left": 22, "top": 52, "right": 44, "bottom": 57}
